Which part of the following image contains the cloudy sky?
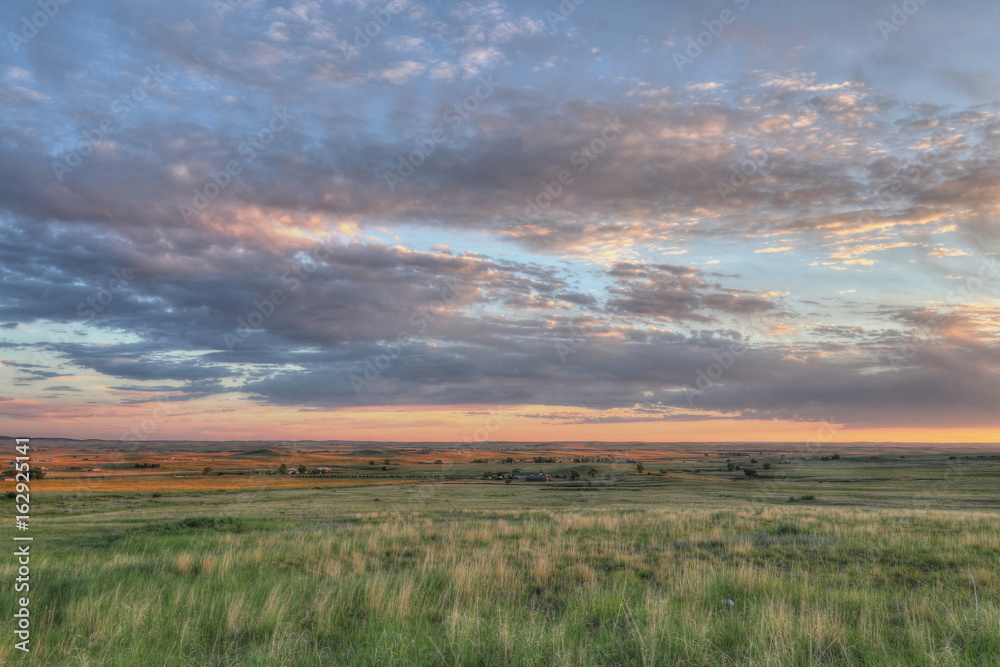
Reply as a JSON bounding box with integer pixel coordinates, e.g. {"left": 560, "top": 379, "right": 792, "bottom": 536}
{"left": 1, "top": 0, "right": 999, "bottom": 443}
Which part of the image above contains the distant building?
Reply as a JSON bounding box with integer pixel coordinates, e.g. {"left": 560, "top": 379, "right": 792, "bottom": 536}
{"left": 310, "top": 467, "right": 333, "bottom": 474}
{"left": 512, "top": 472, "right": 551, "bottom": 481}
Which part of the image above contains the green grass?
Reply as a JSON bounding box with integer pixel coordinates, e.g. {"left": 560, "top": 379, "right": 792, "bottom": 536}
{"left": 3, "top": 452, "right": 1000, "bottom": 665}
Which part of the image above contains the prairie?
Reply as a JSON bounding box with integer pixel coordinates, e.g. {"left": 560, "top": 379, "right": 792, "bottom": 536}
{"left": 2, "top": 440, "right": 999, "bottom": 665}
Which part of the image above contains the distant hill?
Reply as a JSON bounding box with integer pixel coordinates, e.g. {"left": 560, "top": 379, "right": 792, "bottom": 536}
{"left": 350, "top": 449, "right": 386, "bottom": 456}
{"left": 232, "top": 448, "right": 288, "bottom": 457}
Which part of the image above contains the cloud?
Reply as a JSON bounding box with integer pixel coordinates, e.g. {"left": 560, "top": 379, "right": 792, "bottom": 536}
{"left": 1, "top": 0, "right": 999, "bottom": 437}
{"left": 605, "top": 263, "right": 779, "bottom": 323}
{"left": 380, "top": 61, "right": 426, "bottom": 83}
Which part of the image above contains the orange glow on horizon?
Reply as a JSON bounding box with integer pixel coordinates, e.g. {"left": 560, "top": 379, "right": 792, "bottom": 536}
{"left": 1, "top": 399, "right": 996, "bottom": 444}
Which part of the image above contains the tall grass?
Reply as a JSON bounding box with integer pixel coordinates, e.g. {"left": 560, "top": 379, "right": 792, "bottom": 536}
{"left": 2, "top": 506, "right": 998, "bottom": 665}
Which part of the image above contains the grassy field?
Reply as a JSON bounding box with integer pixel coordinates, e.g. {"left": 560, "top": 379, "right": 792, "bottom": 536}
{"left": 3, "top": 441, "right": 1000, "bottom": 665}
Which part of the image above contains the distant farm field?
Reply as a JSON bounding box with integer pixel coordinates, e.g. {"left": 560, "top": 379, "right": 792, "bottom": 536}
{"left": 3, "top": 440, "right": 1000, "bottom": 665}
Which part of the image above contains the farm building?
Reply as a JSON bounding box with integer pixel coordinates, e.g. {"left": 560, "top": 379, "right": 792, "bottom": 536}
{"left": 310, "top": 467, "right": 333, "bottom": 474}
{"left": 512, "top": 472, "right": 551, "bottom": 481}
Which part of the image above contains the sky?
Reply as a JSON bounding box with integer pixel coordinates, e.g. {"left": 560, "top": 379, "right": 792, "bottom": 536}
{"left": 1, "top": 0, "right": 999, "bottom": 444}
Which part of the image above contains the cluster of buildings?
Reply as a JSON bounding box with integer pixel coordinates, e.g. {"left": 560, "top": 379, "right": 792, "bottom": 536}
{"left": 481, "top": 471, "right": 552, "bottom": 482}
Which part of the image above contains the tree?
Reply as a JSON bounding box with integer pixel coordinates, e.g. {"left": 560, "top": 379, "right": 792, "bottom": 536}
{"left": 588, "top": 468, "right": 598, "bottom": 478}
{"left": 383, "top": 458, "right": 390, "bottom": 466}
{"left": 636, "top": 463, "right": 645, "bottom": 474}
{"left": 504, "top": 477, "right": 512, "bottom": 485}
{"left": 278, "top": 463, "right": 287, "bottom": 474}
{"left": 202, "top": 467, "right": 213, "bottom": 475}
{"left": 569, "top": 470, "right": 580, "bottom": 480}
{"left": 744, "top": 469, "right": 758, "bottom": 478}
{"left": 369, "top": 460, "right": 375, "bottom": 466}
{"left": 659, "top": 468, "right": 669, "bottom": 476}
{"left": 763, "top": 462, "right": 772, "bottom": 470}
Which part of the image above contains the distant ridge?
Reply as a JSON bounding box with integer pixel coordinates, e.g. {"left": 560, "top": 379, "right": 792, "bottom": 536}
{"left": 232, "top": 448, "right": 288, "bottom": 457}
